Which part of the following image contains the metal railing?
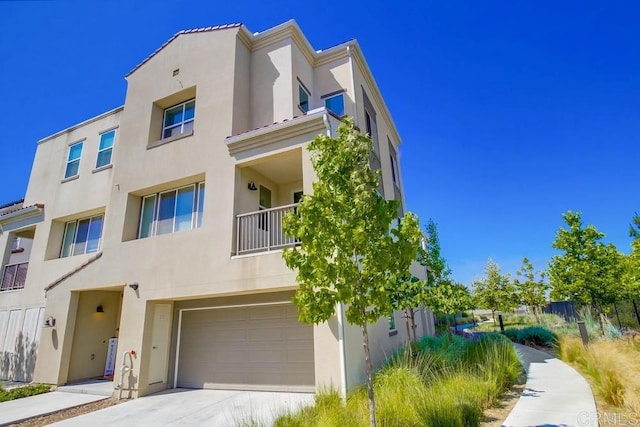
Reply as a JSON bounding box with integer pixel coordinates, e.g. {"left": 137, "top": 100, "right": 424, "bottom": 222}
{"left": 236, "top": 204, "right": 299, "bottom": 255}
{"left": 1, "top": 262, "right": 28, "bottom": 291}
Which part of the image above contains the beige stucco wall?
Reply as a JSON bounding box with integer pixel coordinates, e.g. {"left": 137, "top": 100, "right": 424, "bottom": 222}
{"left": 4, "top": 21, "right": 428, "bottom": 396}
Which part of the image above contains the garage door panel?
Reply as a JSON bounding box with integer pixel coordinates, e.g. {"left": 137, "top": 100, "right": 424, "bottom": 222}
{"left": 177, "top": 304, "right": 315, "bottom": 392}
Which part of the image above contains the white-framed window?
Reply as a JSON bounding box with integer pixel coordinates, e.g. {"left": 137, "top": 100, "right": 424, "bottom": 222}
{"left": 324, "top": 93, "right": 345, "bottom": 116}
{"left": 163, "top": 99, "right": 195, "bottom": 139}
{"left": 61, "top": 215, "right": 104, "bottom": 257}
{"left": 65, "top": 142, "right": 83, "bottom": 178}
{"left": 96, "top": 129, "right": 116, "bottom": 168}
{"left": 298, "top": 85, "right": 310, "bottom": 113}
{"left": 138, "top": 182, "right": 205, "bottom": 238}
{"left": 292, "top": 190, "right": 303, "bottom": 204}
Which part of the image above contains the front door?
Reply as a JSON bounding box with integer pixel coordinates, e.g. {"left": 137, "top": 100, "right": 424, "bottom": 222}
{"left": 148, "top": 303, "right": 171, "bottom": 385}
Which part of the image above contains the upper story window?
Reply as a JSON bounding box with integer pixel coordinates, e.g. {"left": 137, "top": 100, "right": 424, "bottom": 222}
{"left": 138, "top": 182, "right": 205, "bottom": 238}
{"left": 324, "top": 93, "right": 345, "bottom": 117}
{"left": 96, "top": 129, "right": 116, "bottom": 168}
{"left": 365, "top": 110, "right": 380, "bottom": 157}
{"left": 65, "top": 142, "right": 83, "bottom": 179}
{"left": 298, "top": 85, "right": 310, "bottom": 113}
{"left": 390, "top": 152, "right": 399, "bottom": 186}
{"left": 388, "top": 138, "right": 401, "bottom": 190}
{"left": 61, "top": 215, "right": 104, "bottom": 257}
{"left": 362, "top": 90, "right": 380, "bottom": 157}
{"left": 163, "top": 99, "right": 195, "bottom": 139}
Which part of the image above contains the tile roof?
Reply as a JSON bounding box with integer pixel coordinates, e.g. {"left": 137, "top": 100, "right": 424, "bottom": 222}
{"left": 225, "top": 108, "right": 344, "bottom": 140}
{"left": 126, "top": 23, "right": 243, "bottom": 77}
{"left": 0, "top": 203, "right": 44, "bottom": 218}
{"left": 0, "top": 199, "right": 24, "bottom": 210}
{"left": 226, "top": 114, "right": 307, "bottom": 139}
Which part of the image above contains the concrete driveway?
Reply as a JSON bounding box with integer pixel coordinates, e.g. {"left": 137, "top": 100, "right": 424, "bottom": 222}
{"left": 50, "top": 389, "right": 315, "bottom": 426}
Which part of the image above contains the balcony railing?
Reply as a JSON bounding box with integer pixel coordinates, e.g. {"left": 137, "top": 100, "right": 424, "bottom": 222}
{"left": 1, "top": 262, "right": 28, "bottom": 291}
{"left": 236, "top": 204, "right": 299, "bottom": 255}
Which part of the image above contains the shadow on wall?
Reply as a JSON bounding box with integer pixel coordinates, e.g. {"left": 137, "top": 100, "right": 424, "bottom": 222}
{"left": 0, "top": 332, "right": 39, "bottom": 382}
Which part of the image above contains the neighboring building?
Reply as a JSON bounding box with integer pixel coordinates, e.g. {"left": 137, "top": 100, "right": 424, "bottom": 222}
{"left": 0, "top": 20, "right": 434, "bottom": 397}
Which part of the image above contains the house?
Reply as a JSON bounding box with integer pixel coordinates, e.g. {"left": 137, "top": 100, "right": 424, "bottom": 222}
{"left": 0, "top": 20, "right": 434, "bottom": 398}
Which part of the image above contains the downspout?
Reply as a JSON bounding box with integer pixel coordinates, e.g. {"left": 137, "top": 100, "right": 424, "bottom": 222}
{"left": 336, "top": 302, "right": 347, "bottom": 401}
{"left": 346, "top": 45, "right": 358, "bottom": 129}
{"left": 322, "top": 112, "right": 332, "bottom": 137}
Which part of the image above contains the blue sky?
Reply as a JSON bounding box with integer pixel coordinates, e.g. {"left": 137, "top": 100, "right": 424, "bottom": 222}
{"left": 1, "top": 1, "right": 638, "bottom": 285}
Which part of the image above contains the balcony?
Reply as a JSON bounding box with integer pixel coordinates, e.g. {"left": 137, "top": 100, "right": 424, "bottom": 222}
{"left": 1, "top": 262, "right": 28, "bottom": 291}
{"left": 236, "top": 204, "right": 299, "bottom": 255}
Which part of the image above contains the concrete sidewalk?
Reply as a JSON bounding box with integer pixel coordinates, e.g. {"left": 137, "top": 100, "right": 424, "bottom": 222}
{"left": 503, "top": 343, "right": 598, "bottom": 427}
{"left": 0, "top": 391, "right": 108, "bottom": 426}
{"left": 49, "top": 389, "right": 315, "bottom": 426}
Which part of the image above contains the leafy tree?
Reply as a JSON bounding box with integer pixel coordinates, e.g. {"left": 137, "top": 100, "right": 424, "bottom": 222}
{"left": 282, "top": 118, "right": 422, "bottom": 427}
{"left": 513, "top": 257, "right": 549, "bottom": 324}
{"left": 472, "top": 258, "right": 517, "bottom": 324}
{"left": 548, "top": 211, "right": 626, "bottom": 326}
{"left": 625, "top": 213, "right": 640, "bottom": 324}
{"left": 388, "top": 275, "right": 423, "bottom": 355}
{"left": 420, "top": 219, "right": 449, "bottom": 288}
{"left": 424, "top": 278, "right": 472, "bottom": 342}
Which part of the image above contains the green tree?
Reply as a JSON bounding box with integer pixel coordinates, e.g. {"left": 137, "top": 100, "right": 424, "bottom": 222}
{"left": 417, "top": 219, "right": 472, "bottom": 341}
{"left": 513, "top": 257, "right": 549, "bottom": 324}
{"left": 472, "top": 258, "right": 517, "bottom": 324}
{"left": 548, "top": 211, "right": 626, "bottom": 326}
{"left": 424, "top": 278, "right": 472, "bottom": 342}
{"left": 388, "top": 275, "right": 423, "bottom": 355}
{"left": 282, "top": 118, "right": 422, "bottom": 427}
{"left": 624, "top": 213, "right": 640, "bottom": 325}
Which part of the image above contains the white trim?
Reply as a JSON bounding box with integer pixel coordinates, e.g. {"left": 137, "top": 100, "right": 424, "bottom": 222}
{"left": 95, "top": 128, "right": 116, "bottom": 169}
{"left": 64, "top": 141, "right": 83, "bottom": 179}
{"left": 162, "top": 99, "right": 195, "bottom": 139}
{"left": 173, "top": 300, "right": 293, "bottom": 388}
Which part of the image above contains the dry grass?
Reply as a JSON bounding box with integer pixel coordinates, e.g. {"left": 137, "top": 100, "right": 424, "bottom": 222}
{"left": 558, "top": 335, "right": 640, "bottom": 422}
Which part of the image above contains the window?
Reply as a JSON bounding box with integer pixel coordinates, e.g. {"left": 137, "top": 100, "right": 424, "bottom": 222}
{"left": 96, "top": 129, "right": 116, "bottom": 168}
{"left": 138, "top": 182, "right": 205, "bottom": 238}
{"left": 65, "top": 142, "right": 83, "bottom": 178}
{"left": 390, "top": 153, "right": 399, "bottom": 186}
{"left": 293, "top": 190, "right": 303, "bottom": 204}
{"left": 258, "top": 185, "right": 272, "bottom": 231}
{"left": 61, "top": 215, "right": 104, "bottom": 257}
{"left": 324, "top": 93, "right": 345, "bottom": 116}
{"left": 298, "top": 85, "right": 310, "bottom": 113}
{"left": 365, "top": 110, "right": 380, "bottom": 156}
{"left": 163, "top": 99, "right": 195, "bottom": 139}
{"left": 389, "top": 314, "right": 396, "bottom": 331}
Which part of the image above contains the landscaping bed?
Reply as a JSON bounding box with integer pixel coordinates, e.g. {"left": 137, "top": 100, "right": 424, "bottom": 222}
{"left": 271, "top": 334, "right": 523, "bottom": 427}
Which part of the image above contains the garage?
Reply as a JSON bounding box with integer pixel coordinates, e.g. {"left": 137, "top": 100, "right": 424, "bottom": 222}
{"left": 175, "top": 303, "right": 315, "bottom": 392}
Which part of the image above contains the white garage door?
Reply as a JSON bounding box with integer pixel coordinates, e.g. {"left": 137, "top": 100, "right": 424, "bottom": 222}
{"left": 176, "top": 303, "right": 315, "bottom": 392}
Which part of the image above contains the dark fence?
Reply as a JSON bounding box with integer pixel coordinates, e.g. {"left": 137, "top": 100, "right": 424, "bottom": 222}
{"left": 543, "top": 301, "right": 578, "bottom": 321}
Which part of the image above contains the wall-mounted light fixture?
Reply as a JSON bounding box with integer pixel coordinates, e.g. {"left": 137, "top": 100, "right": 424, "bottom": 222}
{"left": 128, "top": 282, "right": 139, "bottom": 291}
{"left": 248, "top": 181, "right": 257, "bottom": 191}
{"left": 43, "top": 316, "right": 56, "bottom": 328}
{"left": 96, "top": 304, "right": 104, "bottom": 313}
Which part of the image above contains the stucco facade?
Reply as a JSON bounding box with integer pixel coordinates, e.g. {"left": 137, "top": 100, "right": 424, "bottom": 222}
{"left": 0, "top": 20, "right": 434, "bottom": 398}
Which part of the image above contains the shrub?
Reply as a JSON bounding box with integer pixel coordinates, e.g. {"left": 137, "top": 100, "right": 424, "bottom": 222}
{"left": 516, "top": 326, "right": 557, "bottom": 347}
{"left": 558, "top": 336, "right": 640, "bottom": 416}
{"left": 503, "top": 328, "right": 519, "bottom": 342}
{"left": 274, "top": 333, "right": 523, "bottom": 426}
{"left": 0, "top": 384, "right": 51, "bottom": 402}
